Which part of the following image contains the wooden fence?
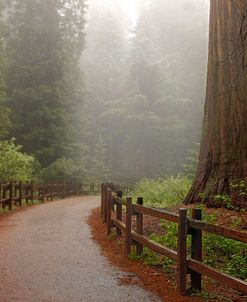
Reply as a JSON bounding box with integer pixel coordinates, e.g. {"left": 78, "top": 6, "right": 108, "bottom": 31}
{"left": 101, "top": 183, "right": 247, "bottom": 296}
{"left": 0, "top": 182, "right": 101, "bottom": 211}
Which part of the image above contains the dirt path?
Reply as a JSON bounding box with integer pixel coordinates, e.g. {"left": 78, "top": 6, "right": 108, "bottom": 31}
{"left": 0, "top": 196, "right": 160, "bottom": 302}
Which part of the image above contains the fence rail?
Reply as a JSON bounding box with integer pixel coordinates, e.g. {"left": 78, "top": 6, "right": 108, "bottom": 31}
{"left": 0, "top": 182, "right": 101, "bottom": 211}
{"left": 101, "top": 183, "right": 247, "bottom": 296}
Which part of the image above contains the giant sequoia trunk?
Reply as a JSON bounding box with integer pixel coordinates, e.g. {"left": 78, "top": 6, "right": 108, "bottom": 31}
{"left": 185, "top": 0, "right": 247, "bottom": 207}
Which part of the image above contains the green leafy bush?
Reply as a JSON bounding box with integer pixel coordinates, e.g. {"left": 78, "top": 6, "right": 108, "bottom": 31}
{"left": 0, "top": 139, "right": 36, "bottom": 181}
{"left": 132, "top": 176, "right": 192, "bottom": 208}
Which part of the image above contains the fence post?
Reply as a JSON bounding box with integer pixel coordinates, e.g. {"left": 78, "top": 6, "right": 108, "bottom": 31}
{"left": 31, "top": 182, "right": 34, "bottom": 204}
{"left": 101, "top": 184, "right": 104, "bottom": 219}
{"left": 106, "top": 188, "right": 112, "bottom": 236}
{"left": 104, "top": 184, "right": 108, "bottom": 223}
{"left": 177, "top": 208, "right": 188, "bottom": 295}
{"left": 50, "top": 184, "right": 53, "bottom": 201}
{"left": 102, "top": 184, "right": 107, "bottom": 223}
{"left": 91, "top": 183, "right": 95, "bottom": 194}
{"left": 63, "top": 182, "right": 65, "bottom": 199}
{"left": 19, "top": 182, "right": 22, "bottom": 206}
{"left": 191, "top": 208, "right": 202, "bottom": 292}
{"left": 42, "top": 184, "right": 45, "bottom": 203}
{"left": 9, "top": 182, "right": 13, "bottom": 210}
{"left": 136, "top": 197, "right": 144, "bottom": 256}
{"left": 116, "top": 190, "right": 123, "bottom": 235}
{"left": 125, "top": 197, "right": 133, "bottom": 257}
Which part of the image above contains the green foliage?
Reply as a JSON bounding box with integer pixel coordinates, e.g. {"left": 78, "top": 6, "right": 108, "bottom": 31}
{"left": 140, "top": 247, "right": 175, "bottom": 273}
{"left": 0, "top": 139, "right": 36, "bottom": 181}
{"left": 0, "top": 2, "right": 11, "bottom": 139}
{"left": 203, "top": 233, "right": 247, "bottom": 281}
{"left": 213, "top": 189, "right": 247, "bottom": 228}
{"left": 41, "top": 157, "right": 85, "bottom": 183}
{"left": 132, "top": 176, "right": 192, "bottom": 208}
{"left": 146, "top": 206, "right": 247, "bottom": 281}
{"left": 213, "top": 194, "right": 233, "bottom": 209}
{"left": 129, "top": 197, "right": 247, "bottom": 282}
{"left": 230, "top": 180, "right": 247, "bottom": 201}
{"left": 5, "top": 0, "right": 87, "bottom": 169}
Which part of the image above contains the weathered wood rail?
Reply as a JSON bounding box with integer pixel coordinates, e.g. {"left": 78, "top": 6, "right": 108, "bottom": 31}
{"left": 101, "top": 183, "right": 247, "bottom": 296}
{"left": 0, "top": 182, "right": 101, "bottom": 211}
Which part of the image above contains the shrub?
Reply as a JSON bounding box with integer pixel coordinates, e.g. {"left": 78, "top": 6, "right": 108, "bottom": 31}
{"left": 132, "top": 176, "right": 192, "bottom": 208}
{"left": 0, "top": 139, "right": 36, "bottom": 181}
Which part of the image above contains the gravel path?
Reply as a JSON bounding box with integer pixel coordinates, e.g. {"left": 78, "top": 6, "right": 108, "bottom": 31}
{"left": 0, "top": 196, "right": 160, "bottom": 302}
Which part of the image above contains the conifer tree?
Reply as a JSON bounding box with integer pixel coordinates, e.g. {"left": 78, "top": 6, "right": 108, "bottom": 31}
{"left": 5, "top": 0, "right": 87, "bottom": 177}
{"left": 0, "top": 0, "right": 11, "bottom": 138}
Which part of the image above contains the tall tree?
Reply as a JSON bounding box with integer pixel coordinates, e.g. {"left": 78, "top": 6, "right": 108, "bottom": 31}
{"left": 5, "top": 0, "right": 87, "bottom": 176}
{"left": 0, "top": 0, "right": 11, "bottom": 138}
{"left": 185, "top": 1, "right": 247, "bottom": 206}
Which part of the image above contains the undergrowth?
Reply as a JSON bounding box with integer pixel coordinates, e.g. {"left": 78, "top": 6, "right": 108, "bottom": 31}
{"left": 131, "top": 176, "right": 191, "bottom": 208}
{"left": 132, "top": 207, "right": 247, "bottom": 282}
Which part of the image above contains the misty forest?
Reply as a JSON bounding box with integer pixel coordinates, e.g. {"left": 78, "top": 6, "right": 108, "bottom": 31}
{"left": 1, "top": 0, "right": 247, "bottom": 208}
{"left": 1, "top": 1, "right": 247, "bottom": 300}
{"left": 0, "top": 0, "right": 209, "bottom": 191}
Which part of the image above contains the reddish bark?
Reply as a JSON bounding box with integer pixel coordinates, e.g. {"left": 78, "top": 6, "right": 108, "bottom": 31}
{"left": 185, "top": 1, "right": 247, "bottom": 207}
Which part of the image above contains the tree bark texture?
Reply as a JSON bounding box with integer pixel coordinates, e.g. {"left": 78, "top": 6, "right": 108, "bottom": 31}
{"left": 185, "top": 0, "right": 247, "bottom": 207}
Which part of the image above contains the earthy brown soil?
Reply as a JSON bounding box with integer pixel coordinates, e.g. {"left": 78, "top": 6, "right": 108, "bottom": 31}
{"left": 88, "top": 207, "right": 247, "bottom": 302}
{"left": 88, "top": 207, "right": 203, "bottom": 302}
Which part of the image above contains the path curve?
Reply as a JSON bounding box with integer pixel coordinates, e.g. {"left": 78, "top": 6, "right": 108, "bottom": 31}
{"left": 0, "top": 196, "right": 160, "bottom": 302}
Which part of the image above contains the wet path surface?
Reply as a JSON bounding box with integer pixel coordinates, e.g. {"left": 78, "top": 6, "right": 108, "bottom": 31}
{"left": 0, "top": 196, "right": 160, "bottom": 302}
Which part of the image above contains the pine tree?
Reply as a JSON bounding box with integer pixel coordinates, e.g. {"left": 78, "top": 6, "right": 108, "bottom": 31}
{"left": 0, "top": 0, "right": 11, "bottom": 138}
{"left": 5, "top": 0, "right": 87, "bottom": 177}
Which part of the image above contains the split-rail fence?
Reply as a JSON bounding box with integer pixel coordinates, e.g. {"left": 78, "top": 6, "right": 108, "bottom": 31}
{"left": 0, "top": 182, "right": 101, "bottom": 211}
{"left": 101, "top": 183, "right": 247, "bottom": 296}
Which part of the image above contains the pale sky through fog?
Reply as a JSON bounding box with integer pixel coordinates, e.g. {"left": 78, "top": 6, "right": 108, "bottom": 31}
{"left": 93, "top": 0, "right": 209, "bottom": 25}
{"left": 93, "top": 0, "right": 142, "bottom": 24}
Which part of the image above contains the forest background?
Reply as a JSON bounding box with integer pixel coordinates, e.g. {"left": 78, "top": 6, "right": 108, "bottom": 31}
{"left": 0, "top": 0, "right": 209, "bottom": 185}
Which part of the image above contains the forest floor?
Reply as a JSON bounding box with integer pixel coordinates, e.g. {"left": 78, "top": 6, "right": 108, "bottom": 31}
{"left": 88, "top": 206, "right": 247, "bottom": 302}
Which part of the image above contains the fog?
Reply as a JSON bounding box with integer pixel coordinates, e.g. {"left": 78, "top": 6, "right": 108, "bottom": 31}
{"left": 82, "top": 0, "right": 210, "bottom": 182}
{"left": 0, "top": 0, "right": 210, "bottom": 183}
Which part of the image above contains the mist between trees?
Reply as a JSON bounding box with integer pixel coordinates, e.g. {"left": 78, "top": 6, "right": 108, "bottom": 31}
{"left": 0, "top": 0, "right": 209, "bottom": 184}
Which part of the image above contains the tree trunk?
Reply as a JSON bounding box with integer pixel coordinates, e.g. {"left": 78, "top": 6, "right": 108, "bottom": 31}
{"left": 185, "top": 0, "right": 247, "bottom": 207}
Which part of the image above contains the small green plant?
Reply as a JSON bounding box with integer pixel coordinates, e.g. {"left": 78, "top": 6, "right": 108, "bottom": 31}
{"left": 140, "top": 247, "right": 175, "bottom": 273}
{"left": 213, "top": 189, "right": 247, "bottom": 229}
{"left": 213, "top": 194, "right": 233, "bottom": 209}
{"left": 107, "top": 230, "right": 117, "bottom": 240}
{"left": 230, "top": 180, "right": 247, "bottom": 198}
